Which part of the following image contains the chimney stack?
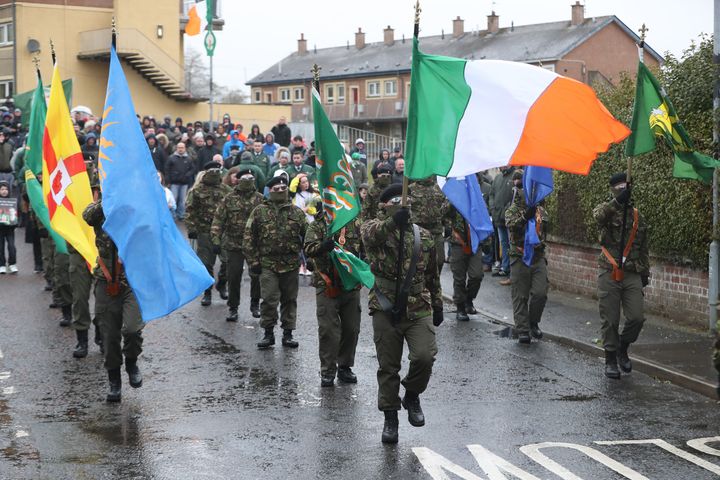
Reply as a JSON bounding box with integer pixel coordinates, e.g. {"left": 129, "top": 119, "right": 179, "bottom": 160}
{"left": 571, "top": 1, "right": 584, "bottom": 26}
{"left": 384, "top": 25, "right": 394, "bottom": 46}
{"left": 453, "top": 16, "right": 464, "bottom": 38}
{"left": 355, "top": 28, "right": 366, "bottom": 49}
{"left": 297, "top": 33, "right": 307, "bottom": 55}
{"left": 487, "top": 11, "right": 499, "bottom": 34}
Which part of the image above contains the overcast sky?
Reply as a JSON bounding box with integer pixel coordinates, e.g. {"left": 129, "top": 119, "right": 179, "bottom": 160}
{"left": 185, "top": 0, "right": 712, "bottom": 92}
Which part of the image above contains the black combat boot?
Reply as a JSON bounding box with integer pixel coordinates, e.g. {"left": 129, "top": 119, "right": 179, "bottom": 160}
{"left": 465, "top": 301, "right": 478, "bottom": 315}
{"left": 226, "top": 308, "right": 238, "bottom": 322}
{"left": 604, "top": 350, "right": 621, "bottom": 379}
{"left": 59, "top": 305, "right": 72, "bottom": 327}
{"left": 282, "top": 329, "right": 299, "bottom": 348}
{"left": 106, "top": 368, "right": 122, "bottom": 403}
{"left": 216, "top": 280, "right": 228, "bottom": 300}
{"left": 73, "top": 329, "right": 89, "bottom": 358}
{"left": 125, "top": 358, "right": 143, "bottom": 388}
{"left": 455, "top": 304, "right": 469, "bottom": 322}
{"left": 337, "top": 366, "right": 357, "bottom": 384}
{"left": 517, "top": 331, "right": 531, "bottom": 344}
{"left": 250, "top": 299, "right": 261, "bottom": 318}
{"left": 530, "top": 322, "right": 543, "bottom": 339}
{"left": 401, "top": 391, "right": 425, "bottom": 427}
{"left": 200, "top": 289, "right": 212, "bottom": 307}
{"left": 257, "top": 328, "right": 275, "bottom": 349}
{"left": 321, "top": 373, "right": 334, "bottom": 387}
{"left": 617, "top": 341, "right": 632, "bottom": 373}
{"left": 381, "top": 410, "right": 399, "bottom": 444}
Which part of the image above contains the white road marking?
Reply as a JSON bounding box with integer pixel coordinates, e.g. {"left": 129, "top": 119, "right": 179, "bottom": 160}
{"left": 467, "top": 444, "right": 541, "bottom": 480}
{"left": 15, "top": 430, "right": 28, "bottom": 438}
{"left": 412, "top": 447, "right": 486, "bottom": 480}
{"left": 0, "top": 371, "right": 10, "bottom": 380}
{"left": 0, "top": 348, "right": 4, "bottom": 358}
{"left": 687, "top": 436, "right": 720, "bottom": 457}
{"left": 519, "top": 442, "right": 649, "bottom": 480}
{"left": 2, "top": 386, "right": 15, "bottom": 395}
{"left": 596, "top": 439, "right": 720, "bottom": 475}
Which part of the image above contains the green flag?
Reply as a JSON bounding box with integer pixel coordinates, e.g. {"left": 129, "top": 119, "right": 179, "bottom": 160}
{"left": 24, "top": 76, "right": 67, "bottom": 254}
{"left": 330, "top": 245, "right": 375, "bottom": 291}
{"left": 625, "top": 61, "right": 719, "bottom": 183}
{"left": 13, "top": 79, "right": 72, "bottom": 128}
{"left": 312, "top": 87, "right": 360, "bottom": 235}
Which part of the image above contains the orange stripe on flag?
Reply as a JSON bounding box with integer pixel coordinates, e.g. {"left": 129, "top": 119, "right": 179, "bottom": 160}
{"left": 185, "top": 5, "right": 201, "bottom": 35}
{"left": 509, "top": 77, "right": 631, "bottom": 175}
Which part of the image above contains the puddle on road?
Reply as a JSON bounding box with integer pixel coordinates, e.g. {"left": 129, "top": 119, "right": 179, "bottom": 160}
{"left": 554, "top": 393, "right": 598, "bottom": 402}
{"left": 492, "top": 326, "right": 514, "bottom": 338}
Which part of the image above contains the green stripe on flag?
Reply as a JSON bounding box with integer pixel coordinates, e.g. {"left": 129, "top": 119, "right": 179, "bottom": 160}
{"left": 330, "top": 245, "right": 374, "bottom": 291}
{"left": 25, "top": 170, "right": 67, "bottom": 254}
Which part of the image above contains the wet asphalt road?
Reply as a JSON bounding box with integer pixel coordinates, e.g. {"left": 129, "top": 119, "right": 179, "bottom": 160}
{"left": 1, "top": 235, "right": 720, "bottom": 480}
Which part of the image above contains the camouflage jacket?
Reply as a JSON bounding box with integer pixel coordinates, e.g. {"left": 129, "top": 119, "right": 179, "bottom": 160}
{"left": 211, "top": 187, "right": 264, "bottom": 251}
{"left": 185, "top": 170, "right": 231, "bottom": 234}
{"left": 359, "top": 183, "right": 385, "bottom": 224}
{"left": 409, "top": 180, "right": 449, "bottom": 236}
{"left": 242, "top": 198, "right": 307, "bottom": 273}
{"left": 505, "top": 191, "right": 548, "bottom": 259}
{"left": 360, "top": 212, "right": 442, "bottom": 320}
{"left": 592, "top": 198, "right": 650, "bottom": 275}
{"left": 304, "top": 217, "right": 362, "bottom": 292}
{"left": 82, "top": 200, "right": 128, "bottom": 284}
{"left": 445, "top": 206, "right": 474, "bottom": 248}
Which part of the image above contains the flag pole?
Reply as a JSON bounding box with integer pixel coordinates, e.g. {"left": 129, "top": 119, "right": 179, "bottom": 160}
{"left": 710, "top": 1, "right": 720, "bottom": 332}
{"left": 401, "top": 0, "right": 421, "bottom": 208}
{"left": 49, "top": 39, "right": 55, "bottom": 65}
{"left": 111, "top": 16, "right": 117, "bottom": 49}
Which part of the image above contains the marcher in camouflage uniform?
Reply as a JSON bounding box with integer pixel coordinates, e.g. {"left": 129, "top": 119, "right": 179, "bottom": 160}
{"left": 211, "top": 167, "right": 264, "bottom": 321}
{"left": 713, "top": 334, "right": 720, "bottom": 397}
{"left": 53, "top": 247, "right": 72, "bottom": 327}
{"left": 360, "top": 183, "right": 444, "bottom": 444}
{"left": 304, "top": 213, "right": 362, "bottom": 387}
{"left": 83, "top": 199, "right": 144, "bottom": 403}
{"left": 505, "top": 169, "right": 549, "bottom": 344}
{"left": 446, "top": 206, "right": 484, "bottom": 321}
{"left": 185, "top": 162, "right": 231, "bottom": 306}
{"left": 359, "top": 163, "right": 393, "bottom": 225}
{"left": 593, "top": 172, "right": 650, "bottom": 379}
{"left": 243, "top": 175, "right": 307, "bottom": 349}
{"left": 409, "top": 176, "right": 449, "bottom": 275}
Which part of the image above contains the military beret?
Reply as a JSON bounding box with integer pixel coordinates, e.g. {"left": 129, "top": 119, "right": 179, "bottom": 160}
{"left": 203, "top": 161, "right": 221, "bottom": 171}
{"left": 266, "top": 175, "right": 288, "bottom": 189}
{"left": 512, "top": 169, "right": 524, "bottom": 181}
{"left": 236, "top": 167, "right": 255, "bottom": 177}
{"left": 609, "top": 172, "right": 627, "bottom": 186}
{"left": 379, "top": 183, "right": 404, "bottom": 204}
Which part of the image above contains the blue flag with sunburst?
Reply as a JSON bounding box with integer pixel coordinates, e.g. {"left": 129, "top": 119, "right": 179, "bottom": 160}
{"left": 99, "top": 46, "right": 212, "bottom": 321}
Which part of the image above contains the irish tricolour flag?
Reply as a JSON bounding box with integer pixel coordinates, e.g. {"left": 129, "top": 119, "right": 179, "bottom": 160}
{"left": 405, "top": 38, "right": 630, "bottom": 179}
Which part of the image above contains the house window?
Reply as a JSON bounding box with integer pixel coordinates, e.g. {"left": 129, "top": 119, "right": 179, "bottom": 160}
{"left": 0, "top": 80, "right": 13, "bottom": 98}
{"left": 384, "top": 80, "right": 397, "bottom": 96}
{"left": 325, "top": 85, "right": 334, "bottom": 104}
{"left": 0, "top": 23, "right": 13, "bottom": 47}
{"left": 541, "top": 64, "right": 555, "bottom": 72}
{"left": 367, "top": 81, "right": 380, "bottom": 98}
{"left": 280, "top": 88, "right": 291, "bottom": 103}
{"left": 253, "top": 90, "right": 261, "bottom": 103}
{"left": 293, "top": 87, "right": 304, "bottom": 102}
{"left": 337, "top": 84, "right": 345, "bottom": 104}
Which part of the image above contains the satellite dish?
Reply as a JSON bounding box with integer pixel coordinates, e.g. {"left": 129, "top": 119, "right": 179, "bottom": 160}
{"left": 27, "top": 39, "right": 40, "bottom": 54}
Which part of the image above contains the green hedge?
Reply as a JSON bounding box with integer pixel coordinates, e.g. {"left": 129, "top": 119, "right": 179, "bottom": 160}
{"left": 546, "top": 35, "right": 714, "bottom": 268}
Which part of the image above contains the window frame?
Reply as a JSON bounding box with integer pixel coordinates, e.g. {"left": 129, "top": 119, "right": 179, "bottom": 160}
{"left": 325, "top": 84, "right": 334, "bottom": 104}
{"left": 0, "top": 23, "right": 13, "bottom": 47}
{"left": 293, "top": 87, "right": 305, "bottom": 103}
{"left": 384, "top": 79, "right": 397, "bottom": 97}
{"left": 336, "top": 83, "right": 346, "bottom": 104}
{"left": 366, "top": 81, "right": 381, "bottom": 98}
{"left": 279, "top": 87, "right": 291, "bottom": 103}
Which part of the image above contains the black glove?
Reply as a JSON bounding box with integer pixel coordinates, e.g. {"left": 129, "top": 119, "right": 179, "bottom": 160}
{"left": 443, "top": 226, "right": 452, "bottom": 238}
{"left": 212, "top": 245, "right": 221, "bottom": 255}
{"left": 319, "top": 238, "right": 336, "bottom": 254}
{"left": 616, "top": 187, "right": 631, "bottom": 205}
{"left": 641, "top": 275, "right": 649, "bottom": 287}
{"left": 524, "top": 206, "right": 537, "bottom": 221}
{"left": 392, "top": 207, "right": 411, "bottom": 229}
{"left": 432, "top": 307, "right": 444, "bottom": 327}
{"left": 250, "top": 264, "right": 262, "bottom": 275}
{"left": 188, "top": 231, "right": 198, "bottom": 239}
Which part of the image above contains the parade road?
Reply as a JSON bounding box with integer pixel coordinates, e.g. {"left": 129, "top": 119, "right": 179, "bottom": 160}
{"left": 0, "top": 244, "right": 718, "bottom": 479}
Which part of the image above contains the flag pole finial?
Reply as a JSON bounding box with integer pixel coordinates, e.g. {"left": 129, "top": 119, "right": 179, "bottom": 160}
{"left": 111, "top": 16, "right": 117, "bottom": 49}
{"left": 638, "top": 23, "right": 648, "bottom": 45}
{"left": 414, "top": 0, "right": 421, "bottom": 38}
{"left": 49, "top": 39, "right": 56, "bottom": 64}
{"left": 311, "top": 63, "right": 321, "bottom": 92}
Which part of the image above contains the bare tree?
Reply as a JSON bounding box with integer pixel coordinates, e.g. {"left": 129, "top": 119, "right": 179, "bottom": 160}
{"left": 184, "top": 47, "right": 249, "bottom": 103}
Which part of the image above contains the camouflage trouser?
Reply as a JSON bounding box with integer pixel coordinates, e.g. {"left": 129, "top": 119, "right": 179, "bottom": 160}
{"left": 227, "top": 250, "right": 261, "bottom": 309}
{"left": 94, "top": 280, "right": 144, "bottom": 371}
{"left": 259, "top": 268, "right": 299, "bottom": 330}
{"left": 433, "top": 233, "right": 445, "bottom": 276}
{"left": 196, "top": 233, "right": 226, "bottom": 292}
{"left": 713, "top": 332, "right": 720, "bottom": 375}
{"left": 598, "top": 270, "right": 645, "bottom": 352}
{"left": 510, "top": 256, "right": 548, "bottom": 333}
{"left": 69, "top": 251, "right": 93, "bottom": 331}
{"left": 316, "top": 289, "right": 361, "bottom": 377}
{"left": 372, "top": 311, "right": 437, "bottom": 411}
{"left": 449, "top": 244, "right": 484, "bottom": 306}
{"left": 53, "top": 252, "right": 72, "bottom": 307}
{"left": 41, "top": 237, "right": 54, "bottom": 284}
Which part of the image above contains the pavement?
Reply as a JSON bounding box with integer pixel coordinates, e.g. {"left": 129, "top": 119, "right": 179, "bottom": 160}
{"left": 440, "top": 261, "right": 719, "bottom": 399}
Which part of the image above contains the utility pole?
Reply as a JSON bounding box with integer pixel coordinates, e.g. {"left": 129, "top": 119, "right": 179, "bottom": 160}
{"left": 204, "top": 0, "right": 216, "bottom": 129}
{"left": 710, "top": 0, "right": 720, "bottom": 332}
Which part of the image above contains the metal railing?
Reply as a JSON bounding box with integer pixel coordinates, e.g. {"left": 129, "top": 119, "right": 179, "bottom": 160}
{"left": 336, "top": 124, "right": 404, "bottom": 164}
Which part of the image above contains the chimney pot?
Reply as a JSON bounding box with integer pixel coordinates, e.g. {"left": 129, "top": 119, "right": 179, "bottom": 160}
{"left": 355, "top": 27, "right": 366, "bottom": 49}
{"left": 571, "top": 1, "right": 584, "bottom": 26}
{"left": 453, "top": 16, "right": 464, "bottom": 38}
{"left": 487, "top": 11, "right": 499, "bottom": 34}
{"left": 297, "top": 33, "right": 307, "bottom": 55}
{"left": 383, "top": 25, "right": 394, "bottom": 46}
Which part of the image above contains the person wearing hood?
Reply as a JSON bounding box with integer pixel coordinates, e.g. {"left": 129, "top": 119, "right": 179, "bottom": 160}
{"left": 222, "top": 129, "right": 245, "bottom": 158}
{"left": 164, "top": 142, "right": 195, "bottom": 221}
{"left": 373, "top": 149, "right": 394, "bottom": 172}
{"left": 360, "top": 163, "right": 393, "bottom": 224}
{"left": 269, "top": 148, "right": 291, "bottom": 177}
{"left": 211, "top": 167, "right": 265, "bottom": 321}
{"left": 185, "top": 161, "right": 232, "bottom": 307}
{"left": 0, "top": 130, "right": 14, "bottom": 174}
{"left": 197, "top": 134, "right": 221, "bottom": 168}
{"left": 243, "top": 175, "right": 306, "bottom": 350}
{"left": 147, "top": 134, "right": 168, "bottom": 173}
{"left": 263, "top": 132, "right": 280, "bottom": 160}
{"left": 247, "top": 124, "right": 263, "bottom": 144}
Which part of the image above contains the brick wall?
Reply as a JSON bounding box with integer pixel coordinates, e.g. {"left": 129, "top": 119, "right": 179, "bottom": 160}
{"left": 546, "top": 240, "right": 709, "bottom": 326}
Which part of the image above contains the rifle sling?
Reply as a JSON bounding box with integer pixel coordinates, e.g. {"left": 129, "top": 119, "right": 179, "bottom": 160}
{"left": 374, "top": 224, "right": 421, "bottom": 315}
